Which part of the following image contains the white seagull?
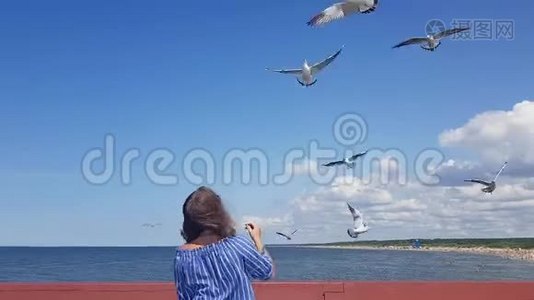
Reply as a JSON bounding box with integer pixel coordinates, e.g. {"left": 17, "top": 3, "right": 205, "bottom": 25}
{"left": 266, "top": 46, "right": 343, "bottom": 87}
{"left": 392, "top": 27, "right": 470, "bottom": 51}
{"left": 142, "top": 223, "right": 162, "bottom": 228}
{"left": 276, "top": 229, "right": 299, "bottom": 240}
{"left": 464, "top": 162, "right": 508, "bottom": 194}
{"left": 307, "top": 0, "right": 379, "bottom": 27}
{"left": 323, "top": 150, "right": 368, "bottom": 168}
{"left": 347, "top": 202, "right": 369, "bottom": 238}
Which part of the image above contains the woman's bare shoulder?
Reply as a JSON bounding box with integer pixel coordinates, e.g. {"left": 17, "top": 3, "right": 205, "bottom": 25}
{"left": 177, "top": 235, "right": 231, "bottom": 252}
{"left": 178, "top": 244, "right": 203, "bottom": 251}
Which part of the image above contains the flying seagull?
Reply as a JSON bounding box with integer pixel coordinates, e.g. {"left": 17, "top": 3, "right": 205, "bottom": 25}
{"left": 266, "top": 46, "right": 343, "bottom": 87}
{"left": 464, "top": 162, "right": 508, "bottom": 194}
{"left": 142, "top": 223, "right": 162, "bottom": 228}
{"left": 323, "top": 150, "right": 368, "bottom": 168}
{"left": 307, "top": 0, "right": 379, "bottom": 27}
{"left": 392, "top": 27, "right": 470, "bottom": 51}
{"left": 276, "top": 229, "right": 299, "bottom": 240}
{"left": 347, "top": 202, "right": 368, "bottom": 238}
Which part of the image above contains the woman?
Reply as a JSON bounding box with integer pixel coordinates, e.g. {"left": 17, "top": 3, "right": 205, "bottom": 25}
{"left": 174, "top": 186, "right": 273, "bottom": 299}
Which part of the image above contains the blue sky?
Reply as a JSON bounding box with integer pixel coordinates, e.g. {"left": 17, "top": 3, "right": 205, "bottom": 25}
{"left": 1, "top": 0, "right": 533, "bottom": 246}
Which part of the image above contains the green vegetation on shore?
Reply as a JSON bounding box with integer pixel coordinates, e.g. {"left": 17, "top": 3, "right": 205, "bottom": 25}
{"left": 299, "top": 238, "right": 534, "bottom": 249}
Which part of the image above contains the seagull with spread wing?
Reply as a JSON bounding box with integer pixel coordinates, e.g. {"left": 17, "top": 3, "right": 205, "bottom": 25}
{"left": 392, "top": 27, "right": 470, "bottom": 51}
{"left": 276, "top": 229, "right": 298, "bottom": 240}
{"left": 307, "top": 0, "right": 379, "bottom": 27}
{"left": 323, "top": 150, "right": 368, "bottom": 168}
{"left": 347, "top": 202, "right": 368, "bottom": 238}
{"left": 266, "top": 46, "right": 343, "bottom": 87}
{"left": 464, "top": 162, "right": 508, "bottom": 194}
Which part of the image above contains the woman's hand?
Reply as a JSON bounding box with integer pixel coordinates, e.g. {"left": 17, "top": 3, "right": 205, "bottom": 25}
{"left": 245, "top": 222, "right": 262, "bottom": 240}
{"left": 245, "top": 222, "right": 264, "bottom": 253}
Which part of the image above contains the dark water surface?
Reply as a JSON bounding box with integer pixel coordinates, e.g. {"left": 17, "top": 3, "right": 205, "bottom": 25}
{"left": 1, "top": 246, "right": 533, "bottom": 282}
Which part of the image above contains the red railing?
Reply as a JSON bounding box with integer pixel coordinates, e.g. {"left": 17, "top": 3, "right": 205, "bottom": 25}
{"left": 1, "top": 282, "right": 534, "bottom": 300}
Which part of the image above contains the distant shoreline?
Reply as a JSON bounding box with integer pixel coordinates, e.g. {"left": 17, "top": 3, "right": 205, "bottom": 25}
{"left": 297, "top": 245, "right": 534, "bottom": 262}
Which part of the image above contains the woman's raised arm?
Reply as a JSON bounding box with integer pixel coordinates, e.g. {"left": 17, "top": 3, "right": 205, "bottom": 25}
{"left": 232, "top": 235, "right": 274, "bottom": 280}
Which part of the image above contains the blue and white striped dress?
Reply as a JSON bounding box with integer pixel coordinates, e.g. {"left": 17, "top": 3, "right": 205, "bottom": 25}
{"left": 173, "top": 235, "right": 273, "bottom": 300}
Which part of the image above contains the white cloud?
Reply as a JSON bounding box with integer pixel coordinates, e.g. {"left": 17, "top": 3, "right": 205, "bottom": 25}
{"left": 432, "top": 159, "right": 487, "bottom": 186}
{"left": 290, "top": 159, "right": 320, "bottom": 176}
{"left": 283, "top": 177, "right": 534, "bottom": 243}
{"left": 247, "top": 174, "right": 534, "bottom": 244}
{"left": 247, "top": 100, "right": 534, "bottom": 244}
{"left": 439, "top": 100, "right": 534, "bottom": 176}
{"left": 240, "top": 215, "right": 292, "bottom": 228}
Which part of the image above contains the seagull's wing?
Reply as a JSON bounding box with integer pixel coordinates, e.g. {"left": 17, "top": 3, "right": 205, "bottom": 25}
{"left": 290, "top": 229, "right": 298, "bottom": 235}
{"left": 347, "top": 202, "right": 364, "bottom": 228}
{"left": 493, "top": 162, "right": 508, "bottom": 182}
{"left": 265, "top": 68, "right": 302, "bottom": 75}
{"left": 276, "top": 232, "right": 291, "bottom": 239}
{"left": 323, "top": 160, "right": 344, "bottom": 167}
{"left": 349, "top": 150, "right": 368, "bottom": 161}
{"left": 358, "top": 0, "right": 379, "bottom": 14}
{"left": 311, "top": 47, "right": 343, "bottom": 75}
{"left": 434, "top": 27, "right": 470, "bottom": 40}
{"left": 464, "top": 179, "right": 492, "bottom": 186}
{"left": 392, "top": 37, "right": 429, "bottom": 49}
{"left": 307, "top": 1, "right": 364, "bottom": 27}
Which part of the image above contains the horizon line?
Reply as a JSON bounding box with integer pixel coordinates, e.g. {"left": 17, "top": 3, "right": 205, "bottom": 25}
{"left": 2, "top": 237, "right": 533, "bottom": 248}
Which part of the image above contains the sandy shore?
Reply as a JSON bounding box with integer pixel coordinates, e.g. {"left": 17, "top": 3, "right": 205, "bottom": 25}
{"left": 300, "top": 245, "right": 534, "bottom": 262}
